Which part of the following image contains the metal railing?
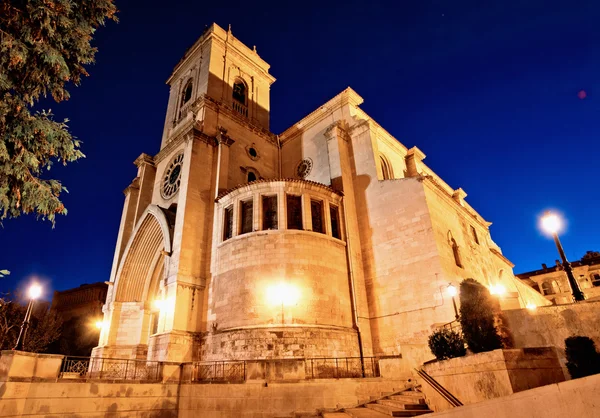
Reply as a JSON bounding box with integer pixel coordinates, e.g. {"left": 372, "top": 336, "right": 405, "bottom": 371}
{"left": 60, "top": 356, "right": 163, "bottom": 381}
{"left": 416, "top": 368, "right": 462, "bottom": 407}
{"left": 191, "top": 360, "right": 246, "bottom": 383}
{"left": 305, "top": 357, "right": 379, "bottom": 379}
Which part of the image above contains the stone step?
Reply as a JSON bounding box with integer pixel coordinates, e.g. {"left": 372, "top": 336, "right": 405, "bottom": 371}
{"left": 323, "top": 413, "right": 352, "bottom": 418}
{"left": 365, "top": 403, "right": 433, "bottom": 417}
{"left": 396, "top": 391, "right": 424, "bottom": 398}
{"left": 345, "top": 408, "right": 391, "bottom": 418}
{"left": 376, "top": 400, "right": 429, "bottom": 410}
{"left": 388, "top": 395, "right": 426, "bottom": 404}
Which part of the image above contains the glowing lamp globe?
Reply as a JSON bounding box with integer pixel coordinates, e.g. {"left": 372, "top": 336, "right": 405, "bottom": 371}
{"left": 541, "top": 212, "right": 561, "bottom": 235}
{"left": 28, "top": 284, "right": 42, "bottom": 300}
{"left": 447, "top": 284, "right": 457, "bottom": 297}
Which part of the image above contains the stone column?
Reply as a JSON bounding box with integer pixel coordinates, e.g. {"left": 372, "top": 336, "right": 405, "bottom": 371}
{"left": 214, "top": 127, "right": 235, "bottom": 198}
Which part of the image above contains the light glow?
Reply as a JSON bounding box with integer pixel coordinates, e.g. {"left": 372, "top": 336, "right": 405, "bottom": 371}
{"left": 28, "top": 284, "right": 42, "bottom": 300}
{"left": 266, "top": 282, "right": 300, "bottom": 307}
{"left": 447, "top": 284, "right": 457, "bottom": 297}
{"left": 541, "top": 212, "right": 562, "bottom": 235}
{"left": 95, "top": 320, "right": 105, "bottom": 330}
{"left": 153, "top": 299, "right": 165, "bottom": 311}
{"left": 526, "top": 303, "right": 537, "bottom": 311}
{"left": 489, "top": 284, "right": 507, "bottom": 296}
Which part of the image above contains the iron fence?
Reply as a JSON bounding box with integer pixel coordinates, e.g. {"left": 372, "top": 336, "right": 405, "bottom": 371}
{"left": 305, "top": 356, "right": 379, "bottom": 379}
{"left": 60, "top": 356, "right": 163, "bottom": 381}
{"left": 191, "top": 361, "right": 246, "bottom": 382}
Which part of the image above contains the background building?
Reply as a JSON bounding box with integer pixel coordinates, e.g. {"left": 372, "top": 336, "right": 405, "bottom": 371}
{"left": 51, "top": 282, "right": 108, "bottom": 355}
{"left": 93, "top": 23, "right": 548, "bottom": 369}
{"left": 517, "top": 251, "right": 600, "bottom": 304}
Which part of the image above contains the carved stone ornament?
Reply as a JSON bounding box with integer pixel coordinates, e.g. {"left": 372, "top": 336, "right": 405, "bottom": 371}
{"left": 296, "top": 158, "right": 313, "bottom": 179}
{"left": 161, "top": 152, "right": 184, "bottom": 199}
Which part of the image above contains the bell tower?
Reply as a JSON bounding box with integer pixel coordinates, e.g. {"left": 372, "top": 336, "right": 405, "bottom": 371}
{"left": 95, "top": 23, "right": 278, "bottom": 362}
{"left": 161, "top": 23, "right": 276, "bottom": 147}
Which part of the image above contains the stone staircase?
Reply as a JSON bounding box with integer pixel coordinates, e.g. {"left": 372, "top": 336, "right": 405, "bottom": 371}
{"left": 322, "top": 387, "right": 433, "bottom": 418}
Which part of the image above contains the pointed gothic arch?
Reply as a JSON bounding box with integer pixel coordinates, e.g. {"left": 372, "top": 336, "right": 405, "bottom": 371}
{"left": 379, "top": 154, "right": 393, "bottom": 180}
{"left": 113, "top": 205, "right": 172, "bottom": 302}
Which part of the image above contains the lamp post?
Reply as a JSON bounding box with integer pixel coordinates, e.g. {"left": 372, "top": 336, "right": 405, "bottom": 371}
{"left": 13, "top": 284, "right": 42, "bottom": 351}
{"left": 540, "top": 211, "right": 585, "bottom": 302}
{"left": 447, "top": 284, "right": 459, "bottom": 320}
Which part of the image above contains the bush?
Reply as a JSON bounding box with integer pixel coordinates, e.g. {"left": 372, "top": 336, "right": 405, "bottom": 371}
{"left": 459, "top": 278, "right": 503, "bottom": 353}
{"left": 428, "top": 328, "right": 466, "bottom": 361}
{"left": 565, "top": 336, "right": 600, "bottom": 379}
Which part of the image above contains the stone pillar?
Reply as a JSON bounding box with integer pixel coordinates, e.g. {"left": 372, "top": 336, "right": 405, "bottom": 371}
{"left": 404, "top": 146, "right": 427, "bottom": 177}
{"left": 214, "top": 127, "right": 235, "bottom": 198}
{"left": 133, "top": 153, "right": 156, "bottom": 225}
{"left": 325, "top": 121, "right": 374, "bottom": 356}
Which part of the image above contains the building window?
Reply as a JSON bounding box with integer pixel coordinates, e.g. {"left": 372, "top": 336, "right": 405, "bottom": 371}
{"left": 311, "top": 200, "right": 324, "bottom": 234}
{"left": 451, "top": 238, "right": 463, "bottom": 268}
{"left": 287, "top": 195, "right": 303, "bottom": 230}
{"left": 240, "top": 200, "right": 253, "bottom": 235}
{"left": 247, "top": 171, "right": 257, "bottom": 182}
{"left": 262, "top": 195, "right": 278, "bottom": 230}
{"left": 232, "top": 79, "right": 248, "bottom": 117}
{"left": 592, "top": 274, "right": 600, "bottom": 287}
{"left": 380, "top": 155, "right": 393, "bottom": 180}
{"left": 470, "top": 225, "right": 479, "bottom": 245}
{"left": 223, "top": 206, "right": 233, "bottom": 241}
{"left": 182, "top": 80, "right": 193, "bottom": 106}
{"left": 541, "top": 281, "right": 555, "bottom": 295}
{"left": 330, "top": 204, "right": 341, "bottom": 239}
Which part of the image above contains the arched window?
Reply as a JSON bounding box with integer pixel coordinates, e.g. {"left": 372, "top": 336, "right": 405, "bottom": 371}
{"left": 380, "top": 155, "right": 393, "bottom": 180}
{"left": 541, "top": 282, "right": 555, "bottom": 295}
{"left": 181, "top": 80, "right": 193, "bottom": 106}
{"left": 233, "top": 79, "right": 247, "bottom": 105}
{"left": 247, "top": 171, "right": 257, "bottom": 182}
{"left": 451, "top": 238, "right": 462, "bottom": 268}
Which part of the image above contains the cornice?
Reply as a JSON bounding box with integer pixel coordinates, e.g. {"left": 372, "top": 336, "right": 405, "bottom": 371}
{"left": 279, "top": 87, "right": 364, "bottom": 143}
{"left": 134, "top": 153, "right": 154, "bottom": 167}
{"left": 490, "top": 248, "right": 515, "bottom": 268}
{"left": 215, "top": 178, "right": 343, "bottom": 202}
{"left": 155, "top": 124, "right": 216, "bottom": 164}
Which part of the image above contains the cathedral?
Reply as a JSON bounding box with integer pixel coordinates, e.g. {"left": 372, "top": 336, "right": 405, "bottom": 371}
{"left": 93, "top": 23, "right": 548, "bottom": 369}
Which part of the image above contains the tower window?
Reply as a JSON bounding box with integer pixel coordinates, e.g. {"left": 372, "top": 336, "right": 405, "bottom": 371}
{"left": 223, "top": 205, "right": 233, "bottom": 241}
{"left": 240, "top": 200, "right": 253, "bottom": 235}
{"left": 592, "top": 274, "right": 600, "bottom": 287}
{"left": 451, "top": 238, "right": 463, "bottom": 268}
{"left": 470, "top": 225, "right": 479, "bottom": 245}
{"left": 262, "top": 195, "right": 278, "bottom": 230}
{"left": 233, "top": 80, "right": 247, "bottom": 105}
{"left": 330, "top": 205, "right": 341, "bottom": 239}
{"left": 311, "top": 200, "right": 324, "bottom": 234}
{"left": 541, "top": 281, "right": 555, "bottom": 295}
{"left": 380, "top": 155, "right": 393, "bottom": 180}
{"left": 287, "top": 195, "right": 303, "bottom": 230}
{"left": 182, "top": 80, "right": 193, "bottom": 105}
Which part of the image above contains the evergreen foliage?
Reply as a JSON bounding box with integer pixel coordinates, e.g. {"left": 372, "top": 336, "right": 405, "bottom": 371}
{"left": 428, "top": 328, "right": 466, "bottom": 361}
{"left": 459, "top": 278, "right": 503, "bottom": 353}
{"left": 565, "top": 336, "right": 600, "bottom": 379}
{"left": 0, "top": 0, "right": 117, "bottom": 224}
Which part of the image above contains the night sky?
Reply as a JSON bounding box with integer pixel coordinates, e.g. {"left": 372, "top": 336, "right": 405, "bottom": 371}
{"left": 1, "top": 0, "right": 599, "bottom": 298}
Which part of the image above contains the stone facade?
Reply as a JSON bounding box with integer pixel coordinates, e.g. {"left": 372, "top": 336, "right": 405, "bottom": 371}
{"left": 94, "top": 23, "right": 547, "bottom": 366}
{"left": 517, "top": 251, "right": 600, "bottom": 304}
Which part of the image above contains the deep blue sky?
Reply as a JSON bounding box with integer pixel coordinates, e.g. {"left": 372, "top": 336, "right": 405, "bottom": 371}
{"left": 2, "top": 0, "right": 599, "bottom": 297}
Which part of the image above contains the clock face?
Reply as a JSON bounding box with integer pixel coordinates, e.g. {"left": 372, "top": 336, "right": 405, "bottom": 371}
{"left": 161, "top": 153, "right": 184, "bottom": 199}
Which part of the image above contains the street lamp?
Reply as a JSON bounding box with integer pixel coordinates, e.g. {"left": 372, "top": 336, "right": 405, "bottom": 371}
{"left": 13, "top": 283, "right": 43, "bottom": 351}
{"left": 540, "top": 211, "right": 585, "bottom": 302}
{"left": 447, "top": 284, "right": 459, "bottom": 320}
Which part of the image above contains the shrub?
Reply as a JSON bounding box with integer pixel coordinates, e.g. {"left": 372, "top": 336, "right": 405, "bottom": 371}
{"left": 428, "top": 328, "right": 466, "bottom": 361}
{"left": 459, "top": 278, "right": 503, "bottom": 353}
{"left": 565, "top": 336, "right": 600, "bottom": 379}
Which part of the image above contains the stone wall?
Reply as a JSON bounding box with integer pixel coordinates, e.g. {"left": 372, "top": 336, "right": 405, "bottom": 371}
{"left": 503, "top": 300, "right": 600, "bottom": 351}
{"left": 198, "top": 326, "right": 359, "bottom": 361}
{"left": 425, "top": 372, "right": 600, "bottom": 418}
{"left": 421, "top": 348, "right": 565, "bottom": 413}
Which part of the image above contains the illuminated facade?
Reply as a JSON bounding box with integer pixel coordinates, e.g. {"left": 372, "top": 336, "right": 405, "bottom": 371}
{"left": 94, "top": 23, "right": 548, "bottom": 366}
